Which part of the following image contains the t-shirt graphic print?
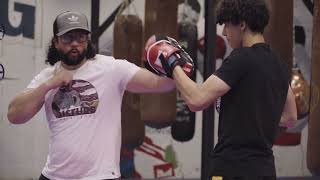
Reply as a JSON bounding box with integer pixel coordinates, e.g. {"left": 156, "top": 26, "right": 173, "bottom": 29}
{"left": 52, "top": 79, "right": 99, "bottom": 118}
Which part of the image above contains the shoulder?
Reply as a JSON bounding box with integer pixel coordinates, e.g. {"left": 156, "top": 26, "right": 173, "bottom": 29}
{"left": 27, "top": 64, "right": 56, "bottom": 88}
{"left": 223, "top": 47, "right": 251, "bottom": 64}
{"left": 88, "top": 54, "right": 122, "bottom": 69}
{"left": 92, "top": 54, "right": 133, "bottom": 66}
{"left": 230, "top": 47, "right": 251, "bottom": 58}
{"left": 37, "top": 64, "right": 56, "bottom": 77}
{"left": 91, "top": 54, "right": 139, "bottom": 72}
{"left": 91, "top": 54, "right": 116, "bottom": 65}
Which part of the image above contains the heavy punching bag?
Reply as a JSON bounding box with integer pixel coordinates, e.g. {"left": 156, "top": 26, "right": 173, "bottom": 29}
{"left": 114, "top": 14, "right": 144, "bottom": 147}
{"left": 264, "top": 0, "right": 293, "bottom": 69}
{"left": 171, "top": 0, "right": 200, "bottom": 142}
{"left": 171, "top": 22, "right": 197, "bottom": 142}
{"left": 142, "top": 0, "right": 178, "bottom": 128}
{"left": 307, "top": 0, "right": 320, "bottom": 175}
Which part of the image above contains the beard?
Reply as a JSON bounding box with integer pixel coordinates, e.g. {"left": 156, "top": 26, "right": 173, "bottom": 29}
{"left": 57, "top": 48, "right": 87, "bottom": 66}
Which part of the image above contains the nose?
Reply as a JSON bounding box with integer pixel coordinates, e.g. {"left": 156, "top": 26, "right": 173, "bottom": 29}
{"left": 69, "top": 39, "right": 80, "bottom": 46}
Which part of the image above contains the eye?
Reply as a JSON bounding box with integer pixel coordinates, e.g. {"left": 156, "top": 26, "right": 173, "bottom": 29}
{"left": 78, "top": 34, "right": 88, "bottom": 42}
{"left": 60, "top": 34, "right": 73, "bottom": 43}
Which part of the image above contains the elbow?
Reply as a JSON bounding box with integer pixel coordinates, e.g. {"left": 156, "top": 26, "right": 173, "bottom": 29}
{"left": 7, "top": 116, "right": 26, "bottom": 125}
{"left": 291, "top": 113, "right": 298, "bottom": 125}
{"left": 7, "top": 111, "right": 17, "bottom": 124}
{"left": 292, "top": 113, "right": 298, "bottom": 122}
{"left": 188, "top": 106, "right": 199, "bottom": 112}
{"left": 7, "top": 109, "right": 18, "bottom": 124}
{"left": 287, "top": 117, "right": 298, "bottom": 128}
{"left": 183, "top": 86, "right": 214, "bottom": 112}
{"left": 289, "top": 111, "right": 298, "bottom": 124}
{"left": 7, "top": 107, "right": 24, "bottom": 124}
{"left": 187, "top": 97, "right": 207, "bottom": 112}
{"left": 188, "top": 103, "right": 203, "bottom": 112}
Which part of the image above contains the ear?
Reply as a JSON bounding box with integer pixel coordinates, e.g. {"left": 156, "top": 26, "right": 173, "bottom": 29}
{"left": 240, "top": 22, "right": 246, "bottom": 31}
{"left": 53, "top": 37, "right": 59, "bottom": 48}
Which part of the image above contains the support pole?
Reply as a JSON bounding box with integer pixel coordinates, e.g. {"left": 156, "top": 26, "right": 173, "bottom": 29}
{"left": 202, "top": 0, "right": 216, "bottom": 179}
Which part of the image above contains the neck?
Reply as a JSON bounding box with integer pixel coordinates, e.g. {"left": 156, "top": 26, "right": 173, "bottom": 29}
{"left": 61, "top": 59, "right": 87, "bottom": 70}
{"left": 242, "top": 31, "right": 265, "bottom": 47}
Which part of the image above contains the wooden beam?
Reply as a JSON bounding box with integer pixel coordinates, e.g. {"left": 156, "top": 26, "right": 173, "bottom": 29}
{"left": 307, "top": 0, "right": 320, "bottom": 175}
{"left": 264, "top": 0, "right": 293, "bottom": 69}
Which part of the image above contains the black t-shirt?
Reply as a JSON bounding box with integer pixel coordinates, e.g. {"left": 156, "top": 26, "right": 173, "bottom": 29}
{"left": 212, "top": 43, "right": 290, "bottom": 176}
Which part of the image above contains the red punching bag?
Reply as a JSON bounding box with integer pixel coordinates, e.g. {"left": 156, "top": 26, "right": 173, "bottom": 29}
{"left": 198, "top": 34, "right": 227, "bottom": 60}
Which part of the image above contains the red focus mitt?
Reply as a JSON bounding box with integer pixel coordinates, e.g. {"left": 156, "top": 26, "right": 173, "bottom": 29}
{"left": 144, "top": 35, "right": 194, "bottom": 78}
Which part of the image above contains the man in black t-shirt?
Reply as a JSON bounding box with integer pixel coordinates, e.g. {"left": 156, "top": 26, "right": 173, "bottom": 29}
{"left": 170, "top": 0, "right": 298, "bottom": 179}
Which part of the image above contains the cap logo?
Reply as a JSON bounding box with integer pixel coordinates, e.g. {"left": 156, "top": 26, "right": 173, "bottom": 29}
{"left": 68, "top": 15, "right": 79, "bottom": 23}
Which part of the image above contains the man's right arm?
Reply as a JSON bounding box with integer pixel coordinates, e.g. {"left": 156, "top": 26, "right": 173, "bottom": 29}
{"left": 173, "top": 66, "right": 231, "bottom": 112}
{"left": 7, "top": 69, "right": 73, "bottom": 124}
{"left": 7, "top": 84, "right": 51, "bottom": 124}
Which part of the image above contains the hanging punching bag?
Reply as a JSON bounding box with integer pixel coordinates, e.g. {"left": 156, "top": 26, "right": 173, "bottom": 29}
{"left": 171, "top": 22, "right": 198, "bottom": 142}
{"left": 307, "top": 0, "right": 320, "bottom": 175}
{"left": 264, "top": 0, "right": 293, "bottom": 69}
{"left": 198, "top": 35, "right": 227, "bottom": 61}
{"left": 142, "top": 0, "right": 178, "bottom": 128}
{"left": 114, "top": 14, "right": 145, "bottom": 147}
{"left": 170, "top": 0, "right": 200, "bottom": 142}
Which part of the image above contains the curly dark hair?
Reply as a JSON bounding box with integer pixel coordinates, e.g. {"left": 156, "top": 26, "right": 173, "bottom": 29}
{"left": 216, "top": 0, "right": 269, "bottom": 33}
{"left": 46, "top": 36, "right": 97, "bottom": 66}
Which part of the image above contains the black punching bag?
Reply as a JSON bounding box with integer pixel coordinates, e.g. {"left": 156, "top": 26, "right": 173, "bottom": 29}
{"left": 171, "top": 0, "right": 200, "bottom": 142}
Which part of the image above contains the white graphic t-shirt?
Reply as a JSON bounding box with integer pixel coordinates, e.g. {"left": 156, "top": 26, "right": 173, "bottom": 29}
{"left": 27, "top": 55, "right": 140, "bottom": 180}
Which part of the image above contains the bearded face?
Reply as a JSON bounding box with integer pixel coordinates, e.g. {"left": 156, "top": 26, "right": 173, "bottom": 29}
{"left": 55, "top": 30, "right": 89, "bottom": 66}
{"left": 57, "top": 48, "right": 87, "bottom": 66}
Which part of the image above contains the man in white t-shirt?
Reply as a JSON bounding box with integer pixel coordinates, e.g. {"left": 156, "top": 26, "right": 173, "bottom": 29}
{"left": 7, "top": 11, "right": 175, "bottom": 180}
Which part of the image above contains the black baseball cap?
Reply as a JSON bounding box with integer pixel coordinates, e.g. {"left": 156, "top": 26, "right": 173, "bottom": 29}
{"left": 53, "top": 11, "right": 90, "bottom": 36}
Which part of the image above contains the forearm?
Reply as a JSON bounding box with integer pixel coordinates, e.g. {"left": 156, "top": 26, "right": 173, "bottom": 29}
{"left": 126, "top": 68, "right": 175, "bottom": 93}
{"left": 279, "top": 114, "right": 297, "bottom": 128}
{"left": 173, "top": 67, "right": 205, "bottom": 111}
{"left": 279, "top": 87, "right": 298, "bottom": 128}
{"left": 153, "top": 76, "right": 176, "bottom": 92}
{"left": 7, "top": 83, "right": 51, "bottom": 124}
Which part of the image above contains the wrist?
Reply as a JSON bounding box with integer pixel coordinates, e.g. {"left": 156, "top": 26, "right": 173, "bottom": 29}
{"left": 168, "top": 54, "right": 180, "bottom": 71}
{"left": 42, "top": 80, "right": 56, "bottom": 92}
